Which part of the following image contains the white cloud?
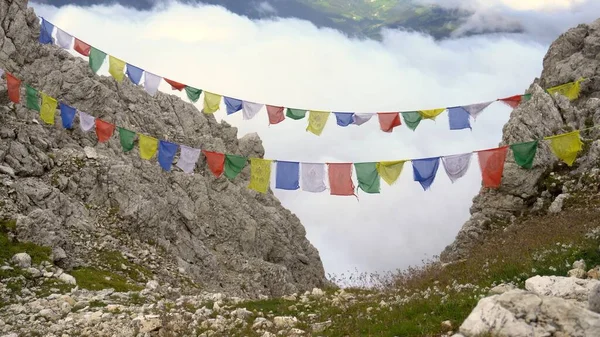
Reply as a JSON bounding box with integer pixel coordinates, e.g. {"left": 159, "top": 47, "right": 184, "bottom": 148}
{"left": 32, "top": 2, "right": 554, "bottom": 276}
{"left": 256, "top": 1, "right": 277, "bottom": 15}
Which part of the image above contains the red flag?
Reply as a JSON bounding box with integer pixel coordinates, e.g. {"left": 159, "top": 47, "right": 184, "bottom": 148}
{"left": 5, "top": 72, "right": 21, "bottom": 103}
{"left": 327, "top": 163, "right": 355, "bottom": 196}
{"left": 266, "top": 105, "right": 285, "bottom": 125}
{"left": 164, "top": 78, "right": 186, "bottom": 91}
{"left": 74, "top": 38, "right": 91, "bottom": 56}
{"left": 477, "top": 146, "right": 508, "bottom": 188}
{"left": 95, "top": 119, "right": 115, "bottom": 143}
{"left": 378, "top": 112, "right": 401, "bottom": 133}
{"left": 202, "top": 150, "right": 225, "bottom": 177}
{"left": 499, "top": 95, "right": 522, "bottom": 109}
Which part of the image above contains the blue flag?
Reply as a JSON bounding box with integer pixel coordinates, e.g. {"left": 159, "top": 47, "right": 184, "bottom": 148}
{"left": 39, "top": 18, "right": 54, "bottom": 45}
{"left": 59, "top": 103, "right": 77, "bottom": 129}
{"left": 448, "top": 107, "right": 471, "bottom": 130}
{"left": 334, "top": 112, "right": 354, "bottom": 127}
{"left": 158, "top": 140, "right": 178, "bottom": 172}
{"left": 412, "top": 157, "right": 440, "bottom": 191}
{"left": 224, "top": 97, "right": 242, "bottom": 115}
{"left": 126, "top": 64, "right": 144, "bottom": 85}
{"left": 276, "top": 161, "right": 300, "bottom": 190}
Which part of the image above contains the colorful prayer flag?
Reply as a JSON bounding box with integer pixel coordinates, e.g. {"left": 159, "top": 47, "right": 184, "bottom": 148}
{"left": 164, "top": 78, "right": 185, "bottom": 91}
{"left": 224, "top": 97, "right": 242, "bottom": 115}
{"left": 79, "top": 111, "right": 95, "bottom": 132}
{"left": 334, "top": 112, "right": 354, "bottom": 127}
{"left": 463, "top": 101, "right": 494, "bottom": 120}
{"left": 185, "top": 86, "right": 202, "bottom": 103}
{"left": 286, "top": 108, "right": 307, "bottom": 120}
{"left": 74, "top": 38, "right": 91, "bottom": 56}
{"left": 412, "top": 157, "right": 440, "bottom": 191}
{"left": 202, "top": 150, "right": 225, "bottom": 177}
{"left": 144, "top": 72, "right": 162, "bottom": 96}
{"left": 544, "top": 131, "right": 583, "bottom": 166}
{"left": 499, "top": 95, "right": 523, "bottom": 109}
{"left": 89, "top": 47, "right": 106, "bottom": 74}
{"left": 59, "top": 103, "right": 77, "bottom": 129}
{"left": 376, "top": 161, "right": 405, "bottom": 186}
{"left": 547, "top": 80, "right": 581, "bottom": 101}
{"left": 276, "top": 161, "right": 300, "bottom": 190}
{"left": 25, "top": 84, "right": 40, "bottom": 111}
{"left": 248, "top": 158, "right": 272, "bottom": 193}
{"left": 328, "top": 163, "right": 355, "bottom": 196}
{"left": 224, "top": 154, "right": 247, "bottom": 180}
{"left": 39, "top": 18, "right": 54, "bottom": 45}
{"left": 40, "top": 93, "right": 57, "bottom": 125}
{"left": 511, "top": 140, "right": 538, "bottom": 169}
{"left": 420, "top": 108, "right": 445, "bottom": 120}
{"left": 125, "top": 64, "right": 144, "bottom": 85}
{"left": 352, "top": 113, "right": 373, "bottom": 126}
{"left": 158, "top": 140, "right": 178, "bottom": 172}
{"left": 447, "top": 107, "right": 471, "bottom": 130}
{"left": 242, "top": 101, "right": 263, "bottom": 120}
{"left": 55, "top": 28, "right": 72, "bottom": 49}
{"left": 177, "top": 145, "right": 201, "bottom": 174}
{"left": 139, "top": 134, "right": 158, "bottom": 160}
{"left": 203, "top": 92, "right": 221, "bottom": 114}
{"left": 401, "top": 112, "right": 422, "bottom": 131}
{"left": 378, "top": 113, "right": 401, "bottom": 133}
{"left": 267, "top": 105, "right": 285, "bottom": 125}
{"left": 477, "top": 146, "right": 508, "bottom": 188}
{"left": 354, "top": 162, "right": 380, "bottom": 194}
{"left": 108, "top": 56, "right": 126, "bottom": 82}
{"left": 6, "top": 72, "right": 21, "bottom": 103}
{"left": 307, "top": 111, "right": 330, "bottom": 136}
{"left": 301, "top": 163, "right": 327, "bottom": 193}
{"left": 118, "top": 127, "right": 136, "bottom": 152}
{"left": 441, "top": 153, "right": 472, "bottom": 183}
{"left": 95, "top": 119, "right": 115, "bottom": 143}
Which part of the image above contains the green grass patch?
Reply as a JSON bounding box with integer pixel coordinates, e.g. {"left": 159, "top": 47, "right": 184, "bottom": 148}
{"left": 0, "top": 219, "right": 52, "bottom": 265}
{"left": 71, "top": 267, "right": 143, "bottom": 292}
{"left": 97, "top": 250, "right": 153, "bottom": 283}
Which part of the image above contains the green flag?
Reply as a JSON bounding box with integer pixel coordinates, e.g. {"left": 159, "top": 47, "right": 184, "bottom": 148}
{"left": 286, "top": 108, "right": 307, "bottom": 120}
{"left": 511, "top": 140, "right": 538, "bottom": 169}
{"left": 118, "top": 127, "right": 136, "bottom": 152}
{"left": 25, "top": 84, "right": 40, "bottom": 111}
{"left": 402, "top": 111, "right": 422, "bottom": 131}
{"left": 185, "top": 86, "right": 202, "bottom": 103}
{"left": 89, "top": 47, "right": 107, "bottom": 74}
{"left": 224, "top": 154, "right": 247, "bottom": 180}
{"left": 522, "top": 94, "right": 532, "bottom": 102}
{"left": 354, "top": 162, "right": 380, "bottom": 194}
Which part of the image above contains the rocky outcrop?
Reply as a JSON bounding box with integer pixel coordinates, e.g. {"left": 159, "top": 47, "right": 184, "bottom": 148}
{"left": 441, "top": 18, "right": 600, "bottom": 262}
{"left": 0, "top": 0, "right": 326, "bottom": 297}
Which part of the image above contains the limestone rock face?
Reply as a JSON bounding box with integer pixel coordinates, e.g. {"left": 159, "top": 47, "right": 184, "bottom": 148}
{"left": 0, "top": 0, "right": 325, "bottom": 297}
{"left": 441, "top": 18, "right": 600, "bottom": 262}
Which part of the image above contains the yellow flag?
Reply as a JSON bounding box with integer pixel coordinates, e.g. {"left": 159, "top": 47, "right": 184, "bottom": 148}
{"left": 419, "top": 108, "right": 446, "bottom": 120}
{"left": 203, "top": 92, "right": 222, "bottom": 114}
{"left": 138, "top": 134, "right": 158, "bottom": 160}
{"left": 248, "top": 158, "right": 272, "bottom": 193}
{"left": 306, "top": 111, "right": 330, "bottom": 136}
{"left": 547, "top": 79, "right": 581, "bottom": 101}
{"left": 108, "top": 55, "right": 126, "bottom": 82}
{"left": 544, "top": 131, "right": 583, "bottom": 166}
{"left": 376, "top": 160, "right": 406, "bottom": 186}
{"left": 40, "top": 93, "right": 57, "bottom": 125}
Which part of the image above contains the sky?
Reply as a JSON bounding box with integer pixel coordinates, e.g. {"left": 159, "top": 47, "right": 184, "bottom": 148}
{"left": 31, "top": 0, "right": 599, "bottom": 278}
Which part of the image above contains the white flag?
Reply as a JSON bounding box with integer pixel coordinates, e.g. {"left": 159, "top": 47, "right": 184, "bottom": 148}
{"left": 176, "top": 145, "right": 201, "bottom": 174}
{"left": 78, "top": 111, "right": 95, "bottom": 132}
{"left": 301, "top": 163, "right": 327, "bottom": 193}
{"left": 352, "top": 113, "right": 373, "bottom": 126}
{"left": 463, "top": 101, "right": 493, "bottom": 120}
{"left": 0, "top": 69, "right": 4, "bottom": 78}
{"left": 144, "top": 72, "right": 162, "bottom": 96}
{"left": 55, "top": 28, "right": 73, "bottom": 49}
{"left": 442, "top": 153, "right": 472, "bottom": 183}
{"left": 242, "top": 101, "right": 263, "bottom": 120}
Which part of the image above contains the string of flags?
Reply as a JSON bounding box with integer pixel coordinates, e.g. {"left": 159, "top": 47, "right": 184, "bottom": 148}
{"left": 2, "top": 71, "right": 593, "bottom": 196}
{"left": 36, "top": 17, "right": 584, "bottom": 136}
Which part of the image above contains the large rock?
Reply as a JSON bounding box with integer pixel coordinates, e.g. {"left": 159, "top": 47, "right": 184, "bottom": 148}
{"left": 10, "top": 252, "right": 31, "bottom": 268}
{"left": 525, "top": 275, "right": 600, "bottom": 302}
{"left": 0, "top": 0, "right": 326, "bottom": 297}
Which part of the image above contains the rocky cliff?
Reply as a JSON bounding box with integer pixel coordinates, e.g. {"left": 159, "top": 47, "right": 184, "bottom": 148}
{"left": 0, "top": 0, "right": 326, "bottom": 297}
{"left": 441, "top": 18, "right": 600, "bottom": 262}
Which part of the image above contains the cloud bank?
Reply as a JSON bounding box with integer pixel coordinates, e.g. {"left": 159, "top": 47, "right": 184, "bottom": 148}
{"left": 31, "top": 1, "right": 571, "bottom": 276}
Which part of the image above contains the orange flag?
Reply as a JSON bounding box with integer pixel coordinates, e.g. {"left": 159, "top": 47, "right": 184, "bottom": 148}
{"left": 202, "top": 150, "right": 225, "bottom": 177}
{"left": 6, "top": 72, "right": 21, "bottom": 103}
{"left": 327, "top": 163, "right": 355, "bottom": 196}
{"left": 477, "top": 146, "right": 508, "bottom": 188}
{"left": 95, "top": 119, "right": 115, "bottom": 143}
{"left": 378, "top": 112, "right": 401, "bottom": 133}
